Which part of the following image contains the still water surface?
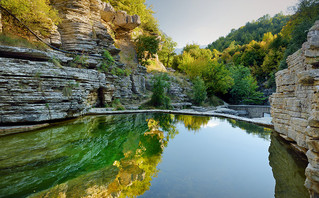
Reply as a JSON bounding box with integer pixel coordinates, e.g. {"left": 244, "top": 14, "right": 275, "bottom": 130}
{"left": 0, "top": 113, "right": 309, "bottom": 198}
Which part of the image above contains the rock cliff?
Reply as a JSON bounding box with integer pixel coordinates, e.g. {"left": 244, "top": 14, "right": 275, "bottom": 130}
{"left": 270, "top": 20, "right": 319, "bottom": 197}
{"left": 0, "top": 0, "right": 192, "bottom": 125}
{"left": 50, "top": 0, "right": 140, "bottom": 54}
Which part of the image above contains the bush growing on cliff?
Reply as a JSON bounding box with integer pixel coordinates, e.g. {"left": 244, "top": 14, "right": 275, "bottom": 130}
{"left": 135, "top": 35, "right": 160, "bottom": 66}
{"left": 150, "top": 73, "right": 171, "bottom": 109}
{"left": 0, "top": 0, "right": 60, "bottom": 36}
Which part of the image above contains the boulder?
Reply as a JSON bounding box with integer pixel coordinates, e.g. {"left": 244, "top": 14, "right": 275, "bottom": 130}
{"left": 101, "top": 3, "right": 116, "bottom": 22}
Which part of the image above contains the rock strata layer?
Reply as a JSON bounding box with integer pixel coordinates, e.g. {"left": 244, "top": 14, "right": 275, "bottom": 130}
{"left": 0, "top": 56, "right": 112, "bottom": 123}
{"left": 0, "top": 45, "right": 149, "bottom": 124}
{"left": 270, "top": 20, "right": 319, "bottom": 197}
{"left": 51, "top": 0, "right": 140, "bottom": 53}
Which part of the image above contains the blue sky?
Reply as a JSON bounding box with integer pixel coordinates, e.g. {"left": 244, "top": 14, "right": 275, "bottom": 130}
{"left": 145, "top": 0, "right": 299, "bottom": 48}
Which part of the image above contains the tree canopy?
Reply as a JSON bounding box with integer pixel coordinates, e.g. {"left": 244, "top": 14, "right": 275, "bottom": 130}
{"left": 207, "top": 14, "right": 290, "bottom": 52}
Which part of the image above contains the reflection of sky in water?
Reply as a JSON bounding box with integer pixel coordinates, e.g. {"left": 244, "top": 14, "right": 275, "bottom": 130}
{"left": 203, "top": 118, "right": 220, "bottom": 128}
{"left": 141, "top": 117, "right": 274, "bottom": 198}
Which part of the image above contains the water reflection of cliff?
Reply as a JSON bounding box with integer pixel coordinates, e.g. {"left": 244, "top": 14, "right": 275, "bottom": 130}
{"left": 269, "top": 133, "right": 309, "bottom": 198}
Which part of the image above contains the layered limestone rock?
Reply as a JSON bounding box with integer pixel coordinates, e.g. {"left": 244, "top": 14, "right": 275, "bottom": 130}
{"left": 270, "top": 20, "right": 319, "bottom": 197}
{"left": 0, "top": 56, "right": 114, "bottom": 124}
{"left": 51, "top": 0, "right": 113, "bottom": 53}
{"left": 100, "top": 3, "right": 141, "bottom": 39}
{"left": 51, "top": 0, "right": 140, "bottom": 53}
{"left": 0, "top": 44, "right": 149, "bottom": 124}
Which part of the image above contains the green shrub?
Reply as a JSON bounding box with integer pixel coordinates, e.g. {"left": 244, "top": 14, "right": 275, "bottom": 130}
{"left": 0, "top": 34, "right": 47, "bottom": 49}
{"left": 208, "top": 95, "right": 224, "bottom": 107}
{"left": 192, "top": 77, "right": 207, "bottom": 105}
{"left": 1, "top": 0, "right": 60, "bottom": 36}
{"left": 150, "top": 73, "right": 171, "bottom": 109}
{"left": 135, "top": 35, "right": 160, "bottom": 66}
{"left": 103, "top": 50, "right": 115, "bottom": 63}
{"left": 229, "top": 65, "right": 266, "bottom": 104}
{"left": 112, "top": 99, "right": 125, "bottom": 110}
{"left": 69, "top": 55, "right": 88, "bottom": 68}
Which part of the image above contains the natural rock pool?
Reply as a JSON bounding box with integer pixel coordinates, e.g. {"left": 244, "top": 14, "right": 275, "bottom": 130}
{"left": 0, "top": 113, "right": 309, "bottom": 198}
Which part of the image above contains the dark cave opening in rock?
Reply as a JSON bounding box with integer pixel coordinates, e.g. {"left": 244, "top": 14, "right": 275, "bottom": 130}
{"left": 96, "top": 87, "right": 106, "bottom": 108}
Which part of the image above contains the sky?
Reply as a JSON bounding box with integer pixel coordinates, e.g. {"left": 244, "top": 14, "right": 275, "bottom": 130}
{"left": 145, "top": 0, "right": 299, "bottom": 48}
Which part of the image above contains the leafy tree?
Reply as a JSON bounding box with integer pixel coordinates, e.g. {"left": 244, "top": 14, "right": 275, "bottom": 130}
{"left": 135, "top": 35, "right": 160, "bottom": 66}
{"left": 207, "top": 13, "right": 290, "bottom": 51}
{"left": 192, "top": 77, "right": 207, "bottom": 105}
{"left": 202, "top": 61, "right": 233, "bottom": 95}
{"left": 229, "top": 65, "right": 266, "bottom": 104}
{"left": 150, "top": 73, "right": 171, "bottom": 109}
{"left": 158, "top": 34, "right": 177, "bottom": 67}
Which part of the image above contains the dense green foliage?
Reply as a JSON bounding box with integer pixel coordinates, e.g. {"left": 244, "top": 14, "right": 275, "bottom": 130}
{"left": 158, "top": 34, "right": 177, "bottom": 68}
{"left": 192, "top": 77, "right": 207, "bottom": 105}
{"left": 150, "top": 73, "right": 171, "bottom": 108}
{"left": 229, "top": 65, "right": 266, "bottom": 104}
{"left": 173, "top": 43, "right": 267, "bottom": 104}
{"left": 204, "top": 0, "right": 319, "bottom": 97}
{"left": 279, "top": 0, "right": 319, "bottom": 69}
{"left": 135, "top": 35, "right": 160, "bottom": 66}
{"left": 207, "top": 14, "right": 290, "bottom": 52}
{"left": 0, "top": 0, "right": 60, "bottom": 36}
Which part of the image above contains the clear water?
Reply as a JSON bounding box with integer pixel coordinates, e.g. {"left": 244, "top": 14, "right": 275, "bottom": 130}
{"left": 0, "top": 113, "right": 309, "bottom": 198}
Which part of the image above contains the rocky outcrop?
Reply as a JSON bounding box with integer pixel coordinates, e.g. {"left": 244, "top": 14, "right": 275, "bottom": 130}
{"left": 51, "top": 0, "right": 113, "bottom": 53}
{"left": 0, "top": 56, "right": 113, "bottom": 124}
{"left": 51, "top": 0, "right": 140, "bottom": 53}
{"left": 100, "top": 3, "right": 141, "bottom": 39}
{"left": 0, "top": 44, "right": 150, "bottom": 124}
{"left": 270, "top": 20, "right": 319, "bottom": 197}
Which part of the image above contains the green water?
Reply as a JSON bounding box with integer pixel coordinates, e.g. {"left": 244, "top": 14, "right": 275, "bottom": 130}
{"left": 0, "top": 113, "right": 309, "bottom": 198}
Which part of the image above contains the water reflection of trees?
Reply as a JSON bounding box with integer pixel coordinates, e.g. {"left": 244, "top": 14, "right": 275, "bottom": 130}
{"left": 0, "top": 113, "right": 181, "bottom": 198}
{"left": 174, "top": 114, "right": 210, "bottom": 132}
{"left": 226, "top": 118, "right": 272, "bottom": 140}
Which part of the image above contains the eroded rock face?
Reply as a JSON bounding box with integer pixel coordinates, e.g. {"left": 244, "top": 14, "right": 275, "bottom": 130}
{"left": 51, "top": 0, "right": 113, "bottom": 53}
{"left": 0, "top": 55, "right": 114, "bottom": 124}
{"left": 0, "top": 45, "right": 149, "bottom": 124}
{"left": 51, "top": 0, "right": 140, "bottom": 53}
{"left": 270, "top": 20, "right": 319, "bottom": 197}
{"left": 100, "top": 3, "right": 141, "bottom": 39}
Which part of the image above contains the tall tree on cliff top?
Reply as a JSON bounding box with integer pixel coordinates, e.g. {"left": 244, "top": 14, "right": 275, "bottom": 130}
{"left": 158, "top": 34, "right": 177, "bottom": 68}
